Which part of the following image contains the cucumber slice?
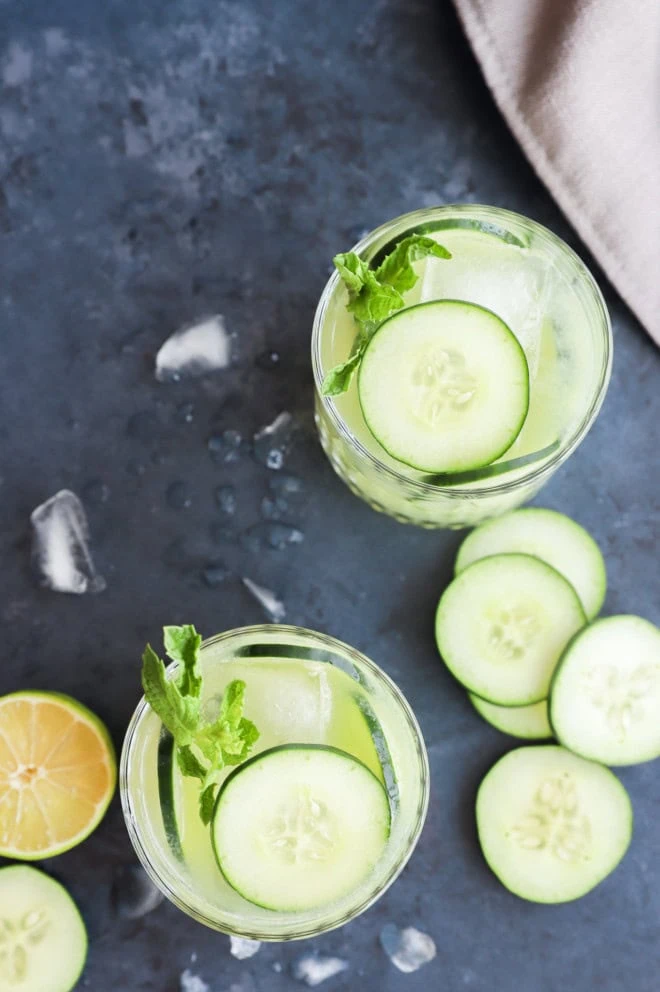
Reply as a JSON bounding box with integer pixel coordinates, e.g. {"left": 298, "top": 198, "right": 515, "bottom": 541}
{"left": 158, "top": 730, "right": 184, "bottom": 860}
{"left": 476, "top": 746, "right": 632, "bottom": 903}
{"left": 469, "top": 694, "right": 552, "bottom": 740}
{"left": 423, "top": 441, "right": 559, "bottom": 487}
{"left": 0, "top": 865, "right": 87, "bottom": 992}
{"left": 455, "top": 508, "right": 606, "bottom": 619}
{"left": 358, "top": 300, "right": 529, "bottom": 474}
{"left": 435, "top": 554, "right": 586, "bottom": 705}
{"left": 211, "top": 745, "right": 390, "bottom": 912}
{"left": 551, "top": 615, "right": 660, "bottom": 765}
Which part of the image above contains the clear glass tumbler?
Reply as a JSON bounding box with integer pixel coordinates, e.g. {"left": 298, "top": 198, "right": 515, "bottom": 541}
{"left": 312, "top": 204, "right": 612, "bottom": 528}
{"left": 120, "top": 625, "right": 429, "bottom": 940}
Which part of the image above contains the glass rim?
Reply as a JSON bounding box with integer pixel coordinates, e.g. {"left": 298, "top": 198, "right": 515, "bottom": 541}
{"left": 311, "top": 203, "right": 613, "bottom": 498}
{"left": 120, "top": 623, "right": 430, "bottom": 940}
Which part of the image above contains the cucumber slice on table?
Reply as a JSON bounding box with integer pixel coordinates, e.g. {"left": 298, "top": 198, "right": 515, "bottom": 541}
{"left": 436, "top": 554, "right": 586, "bottom": 705}
{"left": 469, "top": 694, "right": 552, "bottom": 740}
{"left": 211, "top": 745, "right": 390, "bottom": 912}
{"left": 455, "top": 508, "right": 606, "bottom": 619}
{"left": 0, "top": 865, "right": 87, "bottom": 992}
{"left": 551, "top": 615, "right": 660, "bottom": 765}
{"left": 358, "top": 300, "right": 529, "bottom": 474}
{"left": 476, "top": 746, "right": 632, "bottom": 903}
{"left": 158, "top": 730, "right": 184, "bottom": 859}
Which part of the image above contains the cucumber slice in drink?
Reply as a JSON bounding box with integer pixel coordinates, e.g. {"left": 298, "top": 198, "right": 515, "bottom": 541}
{"left": 158, "top": 730, "right": 184, "bottom": 860}
{"left": 0, "top": 865, "right": 88, "bottom": 992}
{"left": 436, "top": 554, "right": 586, "bottom": 705}
{"left": 211, "top": 745, "right": 390, "bottom": 912}
{"left": 476, "top": 746, "right": 632, "bottom": 903}
{"left": 469, "top": 694, "right": 552, "bottom": 740}
{"left": 455, "top": 508, "right": 606, "bottom": 619}
{"left": 358, "top": 300, "right": 529, "bottom": 473}
{"left": 423, "top": 441, "right": 559, "bottom": 487}
{"left": 551, "top": 615, "right": 660, "bottom": 766}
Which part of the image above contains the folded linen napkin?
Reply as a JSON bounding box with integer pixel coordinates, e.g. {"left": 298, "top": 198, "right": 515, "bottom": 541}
{"left": 452, "top": 0, "right": 660, "bottom": 343}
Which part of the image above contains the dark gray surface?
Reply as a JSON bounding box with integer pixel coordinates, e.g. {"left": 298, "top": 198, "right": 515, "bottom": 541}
{"left": 1, "top": 1, "right": 659, "bottom": 990}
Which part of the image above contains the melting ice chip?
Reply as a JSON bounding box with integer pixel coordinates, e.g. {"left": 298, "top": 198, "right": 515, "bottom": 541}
{"left": 229, "top": 936, "right": 262, "bottom": 960}
{"left": 293, "top": 954, "right": 349, "bottom": 987}
{"left": 30, "top": 489, "right": 106, "bottom": 594}
{"left": 242, "top": 577, "right": 286, "bottom": 622}
{"left": 180, "top": 970, "right": 209, "bottom": 992}
{"left": 155, "top": 316, "right": 231, "bottom": 382}
{"left": 253, "top": 412, "right": 293, "bottom": 470}
{"left": 379, "top": 924, "right": 436, "bottom": 973}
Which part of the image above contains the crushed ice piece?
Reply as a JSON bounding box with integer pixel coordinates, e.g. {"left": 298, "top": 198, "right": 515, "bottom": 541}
{"left": 379, "top": 924, "right": 436, "bottom": 973}
{"left": 202, "top": 563, "right": 231, "bottom": 587}
{"left": 156, "top": 316, "right": 231, "bottom": 382}
{"left": 268, "top": 473, "right": 303, "bottom": 496}
{"left": 229, "top": 936, "right": 262, "bottom": 960}
{"left": 260, "top": 495, "right": 288, "bottom": 520}
{"left": 30, "top": 490, "right": 106, "bottom": 594}
{"left": 113, "top": 864, "right": 163, "bottom": 919}
{"left": 180, "top": 970, "right": 209, "bottom": 992}
{"left": 166, "top": 480, "right": 192, "bottom": 510}
{"left": 293, "top": 954, "right": 349, "bottom": 986}
{"left": 208, "top": 429, "right": 244, "bottom": 464}
{"left": 255, "top": 348, "right": 281, "bottom": 370}
{"left": 215, "top": 485, "right": 237, "bottom": 515}
{"left": 241, "top": 523, "right": 303, "bottom": 552}
{"left": 242, "top": 577, "right": 286, "bottom": 622}
{"left": 253, "top": 412, "right": 293, "bottom": 470}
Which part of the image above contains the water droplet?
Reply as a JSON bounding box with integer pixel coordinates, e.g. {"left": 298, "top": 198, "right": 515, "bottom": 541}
{"left": 209, "top": 522, "right": 235, "bottom": 544}
{"left": 82, "top": 479, "right": 110, "bottom": 505}
{"left": 260, "top": 495, "right": 288, "bottom": 520}
{"left": 166, "top": 481, "right": 192, "bottom": 510}
{"left": 241, "top": 523, "right": 304, "bottom": 551}
{"left": 208, "top": 429, "right": 243, "bottom": 464}
{"left": 215, "top": 485, "right": 237, "bottom": 515}
{"left": 176, "top": 402, "right": 195, "bottom": 424}
{"left": 269, "top": 473, "right": 303, "bottom": 496}
{"left": 253, "top": 412, "right": 293, "bottom": 471}
{"left": 201, "top": 563, "right": 230, "bottom": 587}
{"left": 255, "top": 349, "right": 281, "bottom": 370}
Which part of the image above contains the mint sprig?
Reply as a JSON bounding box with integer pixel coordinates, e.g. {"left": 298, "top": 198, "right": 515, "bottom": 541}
{"left": 322, "top": 234, "right": 451, "bottom": 396}
{"left": 141, "top": 625, "right": 259, "bottom": 825}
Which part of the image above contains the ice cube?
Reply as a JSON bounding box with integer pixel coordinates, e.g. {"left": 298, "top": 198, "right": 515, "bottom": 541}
{"left": 180, "top": 970, "right": 209, "bottom": 992}
{"left": 253, "top": 412, "right": 293, "bottom": 470}
{"left": 215, "top": 485, "right": 237, "bottom": 515}
{"left": 30, "top": 490, "right": 106, "bottom": 594}
{"left": 243, "top": 661, "right": 332, "bottom": 743}
{"left": 242, "top": 577, "right": 286, "bottom": 622}
{"left": 420, "top": 239, "right": 551, "bottom": 378}
{"left": 156, "top": 316, "right": 231, "bottom": 382}
{"left": 293, "top": 954, "right": 349, "bottom": 986}
{"left": 229, "top": 936, "right": 261, "bottom": 960}
{"left": 112, "top": 864, "right": 163, "bottom": 919}
{"left": 379, "top": 924, "right": 436, "bottom": 973}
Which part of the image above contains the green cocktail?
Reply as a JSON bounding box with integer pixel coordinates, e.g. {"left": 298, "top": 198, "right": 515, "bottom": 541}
{"left": 120, "top": 626, "right": 428, "bottom": 939}
{"left": 312, "top": 205, "right": 612, "bottom": 528}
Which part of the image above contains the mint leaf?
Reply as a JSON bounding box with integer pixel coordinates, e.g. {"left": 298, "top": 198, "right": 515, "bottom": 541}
{"left": 375, "top": 235, "right": 451, "bottom": 293}
{"left": 176, "top": 744, "right": 206, "bottom": 780}
{"left": 141, "top": 630, "right": 260, "bottom": 829}
{"left": 322, "top": 235, "right": 450, "bottom": 397}
{"left": 141, "top": 645, "right": 198, "bottom": 745}
{"left": 199, "top": 785, "right": 217, "bottom": 825}
{"left": 164, "top": 624, "right": 203, "bottom": 698}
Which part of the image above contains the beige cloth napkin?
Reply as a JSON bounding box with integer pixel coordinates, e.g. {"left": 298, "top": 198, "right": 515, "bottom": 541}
{"left": 452, "top": 0, "right": 660, "bottom": 343}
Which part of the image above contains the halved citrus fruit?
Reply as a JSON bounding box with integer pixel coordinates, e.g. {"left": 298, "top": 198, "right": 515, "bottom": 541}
{"left": 0, "top": 691, "right": 116, "bottom": 859}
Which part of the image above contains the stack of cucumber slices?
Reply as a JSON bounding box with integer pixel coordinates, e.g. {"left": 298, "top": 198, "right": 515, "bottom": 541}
{"left": 435, "top": 507, "right": 660, "bottom": 904}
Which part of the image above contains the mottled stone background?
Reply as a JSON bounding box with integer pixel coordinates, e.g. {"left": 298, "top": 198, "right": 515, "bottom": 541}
{"left": 0, "top": 0, "right": 658, "bottom": 989}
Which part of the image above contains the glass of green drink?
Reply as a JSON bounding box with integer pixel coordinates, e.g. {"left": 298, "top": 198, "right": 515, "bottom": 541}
{"left": 312, "top": 205, "right": 612, "bottom": 529}
{"left": 120, "top": 625, "right": 429, "bottom": 939}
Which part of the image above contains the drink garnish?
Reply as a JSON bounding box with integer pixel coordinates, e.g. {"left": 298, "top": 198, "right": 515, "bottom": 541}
{"left": 141, "top": 624, "right": 259, "bottom": 824}
{"left": 322, "top": 235, "right": 451, "bottom": 396}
